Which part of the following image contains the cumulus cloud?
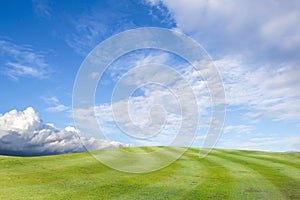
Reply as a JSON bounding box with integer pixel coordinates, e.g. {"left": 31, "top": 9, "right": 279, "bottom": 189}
{"left": 0, "top": 107, "right": 126, "bottom": 156}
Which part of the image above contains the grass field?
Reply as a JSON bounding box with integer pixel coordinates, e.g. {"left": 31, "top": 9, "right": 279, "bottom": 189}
{"left": 0, "top": 147, "right": 299, "bottom": 199}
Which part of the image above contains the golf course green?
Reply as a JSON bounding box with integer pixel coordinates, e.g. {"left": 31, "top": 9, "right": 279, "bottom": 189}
{"left": 0, "top": 147, "right": 299, "bottom": 199}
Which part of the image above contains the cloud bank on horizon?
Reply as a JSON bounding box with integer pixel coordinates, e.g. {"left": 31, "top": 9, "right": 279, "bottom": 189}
{"left": 0, "top": 107, "right": 126, "bottom": 156}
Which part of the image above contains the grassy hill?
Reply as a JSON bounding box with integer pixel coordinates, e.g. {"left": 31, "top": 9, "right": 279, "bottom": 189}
{"left": 0, "top": 147, "right": 299, "bottom": 199}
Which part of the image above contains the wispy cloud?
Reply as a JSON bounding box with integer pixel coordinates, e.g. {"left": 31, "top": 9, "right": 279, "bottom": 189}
{"left": 221, "top": 137, "right": 280, "bottom": 151}
{"left": 43, "top": 96, "right": 69, "bottom": 113}
{"left": 145, "top": 1, "right": 300, "bottom": 123}
{"left": 74, "top": 52, "right": 216, "bottom": 147}
{"left": 219, "top": 136, "right": 300, "bottom": 151}
{"left": 81, "top": 50, "right": 299, "bottom": 150}
{"left": 147, "top": 0, "right": 300, "bottom": 62}
{"left": 223, "top": 125, "right": 255, "bottom": 135}
{"left": 215, "top": 56, "right": 300, "bottom": 122}
{"left": 0, "top": 39, "right": 51, "bottom": 80}
{"left": 66, "top": 1, "right": 174, "bottom": 55}
{"left": 291, "top": 137, "right": 300, "bottom": 150}
{"left": 46, "top": 104, "right": 69, "bottom": 113}
{"left": 32, "top": 0, "right": 52, "bottom": 19}
{"left": 66, "top": 7, "right": 135, "bottom": 55}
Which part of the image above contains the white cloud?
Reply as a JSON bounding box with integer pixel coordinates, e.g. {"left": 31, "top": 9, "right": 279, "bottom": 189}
{"left": 66, "top": 8, "right": 134, "bottom": 55}
{"left": 46, "top": 104, "right": 69, "bottom": 113}
{"left": 250, "top": 137, "right": 275, "bottom": 142}
{"left": 0, "top": 39, "right": 50, "bottom": 80}
{"left": 147, "top": 0, "right": 300, "bottom": 60}
{"left": 114, "top": 52, "right": 300, "bottom": 124}
{"left": 73, "top": 52, "right": 219, "bottom": 147}
{"left": 215, "top": 56, "right": 300, "bottom": 121}
{"left": 220, "top": 137, "right": 280, "bottom": 151}
{"left": 145, "top": 0, "right": 300, "bottom": 122}
{"left": 261, "top": 10, "right": 300, "bottom": 51}
{"left": 220, "top": 136, "right": 300, "bottom": 151}
{"left": 43, "top": 96, "right": 69, "bottom": 113}
{"left": 223, "top": 125, "right": 254, "bottom": 135}
{"left": 66, "top": 1, "right": 174, "bottom": 55}
{"left": 90, "top": 72, "right": 100, "bottom": 79}
{"left": 0, "top": 107, "right": 127, "bottom": 156}
{"left": 32, "top": 0, "right": 52, "bottom": 19}
{"left": 43, "top": 96, "right": 60, "bottom": 104}
{"left": 291, "top": 137, "right": 300, "bottom": 150}
{"left": 74, "top": 103, "right": 184, "bottom": 147}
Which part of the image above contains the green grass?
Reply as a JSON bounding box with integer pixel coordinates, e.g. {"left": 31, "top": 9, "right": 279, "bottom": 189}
{"left": 0, "top": 147, "right": 299, "bottom": 199}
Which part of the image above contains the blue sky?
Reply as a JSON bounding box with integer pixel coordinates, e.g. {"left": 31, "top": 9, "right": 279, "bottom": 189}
{"left": 0, "top": 0, "right": 299, "bottom": 155}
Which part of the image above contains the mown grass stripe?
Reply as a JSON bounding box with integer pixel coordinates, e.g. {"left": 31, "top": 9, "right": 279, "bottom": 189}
{"left": 72, "top": 147, "right": 193, "bottom": 199}
{"left": 188, "top": 149, "right": 286, "bottom": 199}
{"left": 179, "top": 149, "right": 237, "bottom": 200}
{"left": 0, "top": 154, "right": 113, "bottom": 188}
{"left": 116, "top": 148, "right": 206, "bottom": 199}
{"left": 0, "top": 148, "right": 185, "bottom": 199}
{"left": 212, "top": 149, "right": 300, "bottom": 200}
{"left": 218, "top": 149, "right": 300, "bottom": 169}
{"left": 72, "top": 147, "right": 196, "bottom": 199}
{"left": 215, "top": 149, "right": 300, "bottom": 180}
{"left": 207, "top": 154, "right": 287, "bottom": 199}
{"left": 0, "top": 147, "right": 299, "bottom": 199}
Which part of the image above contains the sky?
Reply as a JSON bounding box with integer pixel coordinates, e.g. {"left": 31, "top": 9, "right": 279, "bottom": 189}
{"left": 0, "top": 0, "right": 299, "bottom": 156}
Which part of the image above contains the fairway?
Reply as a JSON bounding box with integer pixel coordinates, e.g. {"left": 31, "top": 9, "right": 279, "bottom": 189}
{"left": 0, "top": 147, "right": 299, "bottom": 199}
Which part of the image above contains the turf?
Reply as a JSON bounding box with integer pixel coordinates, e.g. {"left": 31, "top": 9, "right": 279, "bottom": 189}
{"left": 0, "top": 147, "right": 299, "bottom": 199}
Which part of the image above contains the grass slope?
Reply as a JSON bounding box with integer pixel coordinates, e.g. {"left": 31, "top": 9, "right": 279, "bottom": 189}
{"left": 0, "top": 147, "right": 299, "bottom": 200}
